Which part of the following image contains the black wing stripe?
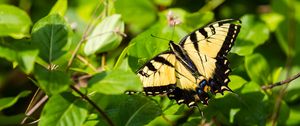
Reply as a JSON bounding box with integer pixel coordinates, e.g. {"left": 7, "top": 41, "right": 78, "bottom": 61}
{"left": 145, "top": 62, "right": 157, "bottom": 72}
{"left": 217, "top": 24, "right": 241, "bottom": 57}
{"left": 189, "top": 32, "right": 199, "bottom": 51}
{"left": 198, "top": 28, "right": 208, "bottom": 38}
{"left": 154, "top": 56, "right": 174, "bottom": 67}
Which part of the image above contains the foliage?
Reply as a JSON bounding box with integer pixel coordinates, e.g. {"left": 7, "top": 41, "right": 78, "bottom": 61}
{"left": 0, "top": 0, "right": 300, "bottom": 126}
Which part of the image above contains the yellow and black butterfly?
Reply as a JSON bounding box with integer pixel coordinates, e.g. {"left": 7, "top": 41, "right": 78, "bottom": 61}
{"left": 133, "top": 19, "right": 241, "bottom": 107}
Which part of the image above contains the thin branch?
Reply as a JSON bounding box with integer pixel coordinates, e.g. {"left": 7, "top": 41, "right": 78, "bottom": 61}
{"left": 70, "top": 85, "right": 115, "bottom": 126}
{"left": 21, "top": 95, "right": 48, "bottom": 124}
{"left": 262, "top": 72, "right": 300, "bottom": 90}
{"left": 77, "top": 55, "right": 97, "bottom": 72}
{"left": 66, "top": 1, "right": 103, "bottom": 70}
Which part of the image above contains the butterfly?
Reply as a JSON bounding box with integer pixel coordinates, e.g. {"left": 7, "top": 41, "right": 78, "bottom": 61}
{"left": 132, "top": 19, "right": 241, "bottom": 107}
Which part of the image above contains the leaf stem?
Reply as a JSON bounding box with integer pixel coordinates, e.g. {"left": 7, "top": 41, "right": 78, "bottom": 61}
{"left": 70, "top": 85, "right": 115, "bottom": 126}
{"left": 21, "top": 95, "right": 48, "bottom": 124}
{"left": 262, "top": 72, "right": 300, "bottom": 90}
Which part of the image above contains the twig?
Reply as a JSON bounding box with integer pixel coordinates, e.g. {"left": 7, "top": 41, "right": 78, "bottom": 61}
{"left": 262, "top": 72, "right": 300, "bottom": 90}
{"left": 270, "top": 1, "right": 296, "bottom": 126}
{"left": 70, "top": 85, "right": 115, "bottom": 126}
{"left": 21, "top": 95, "right": 48, "bottom": 124}
{"left": 77, "top": 55, "right": 97, "bottom": 72}
{"left": 66, "top": 1, "right": 103, "bottom": 70}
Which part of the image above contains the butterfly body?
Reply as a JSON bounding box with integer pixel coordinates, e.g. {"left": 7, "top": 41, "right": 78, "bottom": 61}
{"left": 135, "top": 19, "right": 241, "bottom": 107}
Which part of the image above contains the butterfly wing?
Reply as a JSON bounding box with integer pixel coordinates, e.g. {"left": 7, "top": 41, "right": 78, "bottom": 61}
{"left": 167, "top": 59, "right": 211, "bottom": 107}
{"left": 137, "top": 51, "right": 177, "bottom": 95}
{"left": 179, "top": 19, "right": 241, "bottom": 94}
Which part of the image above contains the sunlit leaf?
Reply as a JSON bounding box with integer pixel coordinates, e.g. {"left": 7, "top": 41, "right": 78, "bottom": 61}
{"left": 88, "top": 70, "right": 142, "bottom": 94}
{"left": 84, "top": 14, "right": 125, "bottom": 55}
{"left": 39, "top": 92, "right": 88, "bottom": 126}
{"left": 0, "top": 91, "right": 31, "bottom": 111}
{"left": 32, "top": 14, "right": 71, "bottom": 64}
{"left": 49, "top": 0, "right": 67, "bottom": 16}
{"left": 185, "top": 11, "right": 214, "bottom": 29}
{"left": 34, "top": 65, "right": 71, "bottom": 95}
{"left": 127, "top": 21, "right": 187, "bottom": 71}
{"left": 260, "top": 12, "right": 284, "bottom": 32}
{"left": 115, "top": 0, "right": 157, "bottom": 33}
{"left": 0, "top": 4, "right": 32, "bottom": 39}
{"left": 0, "top": 41, "right": 38, "bottom": 74}
{"left": 93, "top": 94, "right": 162, "bottom": 126}
{"left": 245, "top": 53, "right": 271, "bottom": 85}
{"left": 232, "top": 14, "right": 270, "bottom": 56}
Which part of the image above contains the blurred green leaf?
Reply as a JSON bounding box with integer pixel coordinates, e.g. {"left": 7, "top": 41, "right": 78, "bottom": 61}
{"left": 0, "top": 114, "right": 26, "bottom": 125}
{"left": 84, "top": 14, "right": 125, "bottom": 55}
{"left": 115, "top": 0, "right": 157, "bottom": 33}
{"left": 88, "top": 70, "right": 142, "bottom": 94}
{"left": 32, "top": 14, "right": 71, "bottom": 64}
{"left": 0, "top": 41, "right": 38, "bottom": 74}
{"left": 39, "top": 92, "right": 88, "bottom": 126}
{"left": 0, "top": 90, "right": 31, "bottom": 111}
{"left": 272, "top": 67, "right": 283, "bottom": 83}
{"left": 82, "top": 113, "right": 99, "bottom": 126}
{"left": 277, "top": 101, "right": 290, "bottom": 125}
{"left": 272, "top": 0, "right": 300, "bottom": 57}
{"left": 245, "top": 53, "right": 271, "bottom": 85}
{"left": 154, "top": 0, "right": 173, "bottom": 6}
{"left": 228, "top": 75, "right": 247, "bottom": 91}
{"left": 283, "top": 66, "right": 300, "bottom": 102}
{"left": 260, "top": 12, "right": 284, "bottom": 32}
{"left": 147, "top": 115, "right": 181, "bottom": 126}
{"left": 232, "top": 14, "right": 270, "bottom": 56}
{"left": 34, "top": 65, "right": 71, "bottom": 95}
{"left": 185, "top": 11, "right": 214, "bottom": 29}
{"left": 0, "top": 4, "right": 32, "bottom": 39}
{"left": 287, "top": 105, "right": 300, "bottom": 125}
{"left": 49, "top": 0, "right": 67, "bottom": 16}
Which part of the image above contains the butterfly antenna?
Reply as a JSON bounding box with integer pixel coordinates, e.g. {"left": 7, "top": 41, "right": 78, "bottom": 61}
{"left": 171, "top": 22, "right": 176, "bottom": 40}
{"left": 150, "top": 34, "right": 171, "bottom": 42}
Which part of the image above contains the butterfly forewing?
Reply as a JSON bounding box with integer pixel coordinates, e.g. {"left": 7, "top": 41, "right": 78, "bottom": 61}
{"left": 137, "top": 52, "right": 177, "bottom": 95}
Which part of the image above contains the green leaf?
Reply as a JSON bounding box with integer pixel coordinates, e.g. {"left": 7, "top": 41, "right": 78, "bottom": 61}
{"left": 49, "top": 0, "right": 68, "bottom": 16}
{"left": 287, "top": 105, "right": 300, "bottom": 125}
{"left": 34, "top": 65, "right": 71, "bottom": 95}
{"left": 153, "top": 0, "right": 173, "bottom": 6}
{"left": 32, "top": 14, "right": 71, "bottom": 64}
{"left": 115, "top": 0, "right": 157, "bottom": 33}
{"left": 84, "top": 14, "right": 125, "bottom": 55}
{"left": 260, "top": 12, "right": 284, "bottom": 32}
{"left": 245, "top": 53, "right": 271, "bottom": 85}
{"left": 277, "top": 101, "right": 290, "bottom": 125}
{"left": 232, "top": 14, "right": 270, "bottom": 56}
{"left": 0, "top": 114, "right": 26, "bottom": 126}
{"left": 0, "top": 4, "right": 32, "bottom": 39}
{"left": 127, "top": 22, "right": 187, "bottom": 71}
{"left": 228, "top": 75, "right": 247, "bottom": 91}
{"left": 88, "top": 70, "right": 142, "bottom": 94}
{"left": 0, "top": 41, "right": 38, "bottom": 74}
{"left": 0, "top": 90, "right": 31, "bottom": 111}
{"left": 39, "top": 92, "right": 88, "bottom": 126}
{"left": 93, "top": 94, "right": 162, "bottom": 126}
{"left": 185, "top": 11, "right": 214, "bottom": 29}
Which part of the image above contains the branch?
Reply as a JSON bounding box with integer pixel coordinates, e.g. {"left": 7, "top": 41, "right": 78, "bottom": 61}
{"left": 262, "top": 72, "right": 300, "bottom": 90}
{"left": 70, "top": 85, "right": 115, "bottom": 126}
